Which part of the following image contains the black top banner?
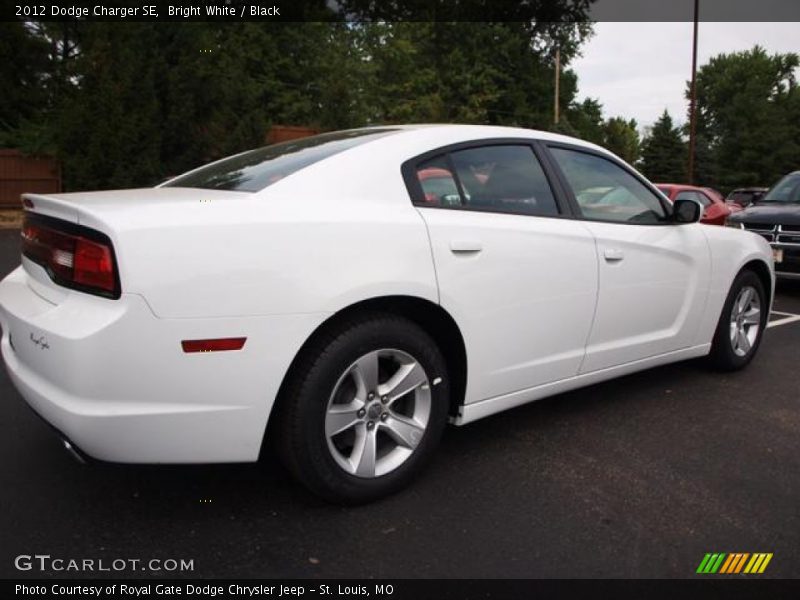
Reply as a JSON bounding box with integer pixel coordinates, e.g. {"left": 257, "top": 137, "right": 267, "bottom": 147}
{"left": 3, "top": 0, "right": 800, "bottom": 22}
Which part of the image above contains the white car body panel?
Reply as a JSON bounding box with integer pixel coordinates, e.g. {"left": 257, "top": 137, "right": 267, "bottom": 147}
{"left": 578, "top": 220, "right": 710, "bottom": 373}
{"left": 0, "top": 265, "right": 327, "bottom": 462}
{"left": 418, "top": 208, "right": 598, "bottom": 403}
{"left": 0, "top": 124, "right": 775, "bottom": 464}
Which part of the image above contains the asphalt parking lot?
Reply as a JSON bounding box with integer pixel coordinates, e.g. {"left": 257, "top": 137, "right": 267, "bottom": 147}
{"left": 0, "top": 227, "right": 798, "bottom": 579}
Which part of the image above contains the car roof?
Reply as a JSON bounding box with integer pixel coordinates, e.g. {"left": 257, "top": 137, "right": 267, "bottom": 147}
{"left": 225, "top": 124, "right": 626, "bottom": 203}
{"left": 344, "top": 123, "right": 609, "bottom": 151}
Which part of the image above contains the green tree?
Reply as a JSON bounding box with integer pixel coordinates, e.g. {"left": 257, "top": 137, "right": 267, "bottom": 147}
{"left": 691, "top": 46, "right": 799, "bottom": 189}
{"left": 365, "top": 21, "right": 592, "bottom": 128}
{"left": 55, "top": 23, "right": 163, "bottom": 190}
{"left": 0, "top": 22, "right": 51, "bottom": 146}
{"left": 602, "top": 116, "right": 640, "bottom": 164}
{"left": 563, "top": 97, "right": 605, "bottom": 145}
{"left": 640, "top": 110, "right": 687, "bottom": 182}
{"left": 6, "top": 15, "right": 597, "bottom": 190}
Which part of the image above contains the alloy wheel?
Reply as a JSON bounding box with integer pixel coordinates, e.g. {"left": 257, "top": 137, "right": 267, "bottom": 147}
{"left": 325, "top": 349, "right": 432, "bottom": 478}
{"left": 729, "top": 285, "right": 761, "bottom": 357}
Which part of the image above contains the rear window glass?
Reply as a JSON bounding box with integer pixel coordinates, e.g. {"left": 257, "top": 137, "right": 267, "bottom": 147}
{"left": 163, "top": 129, "right": 398, "bottom": 192}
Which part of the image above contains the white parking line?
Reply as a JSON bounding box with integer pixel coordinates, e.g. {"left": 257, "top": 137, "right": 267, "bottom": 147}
{"left": 767, "top": 310, "right": 800, "bottom": 328}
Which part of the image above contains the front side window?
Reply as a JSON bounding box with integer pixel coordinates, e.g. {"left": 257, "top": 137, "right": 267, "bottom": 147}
{"left": 413, "top": 144, "right": 559, "bottom": 217}
{"left": 550, "top": 147, "right": 668, "bottom": 224}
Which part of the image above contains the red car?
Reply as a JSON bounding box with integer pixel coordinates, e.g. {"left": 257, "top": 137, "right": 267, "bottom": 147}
{"left": 655, "top": 184, "right": 736, "bottom": 226}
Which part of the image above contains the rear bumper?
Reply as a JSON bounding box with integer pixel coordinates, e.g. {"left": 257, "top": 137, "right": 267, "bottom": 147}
{"left": 0, "top": 265, "right": 326, "bottom": 464}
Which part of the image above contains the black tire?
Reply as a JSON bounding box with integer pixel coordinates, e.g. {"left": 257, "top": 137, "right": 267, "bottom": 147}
{"left": 274, "top": 312, "right": 450, "bottom": 504}
{"left": 707, "top": 269, "right": 768, "bottom": 371}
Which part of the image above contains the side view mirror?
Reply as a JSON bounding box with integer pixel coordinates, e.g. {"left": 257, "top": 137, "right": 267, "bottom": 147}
{"left": 441, "top": 193, "right": 462, "bottom": 206}
{"left": 672, "top": 198, "right": 703, "bottom": 224}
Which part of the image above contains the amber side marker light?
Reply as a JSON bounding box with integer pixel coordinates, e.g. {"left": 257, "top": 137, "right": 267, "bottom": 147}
{"left": 181, "top": 338, "right": 247, "bottom": 353}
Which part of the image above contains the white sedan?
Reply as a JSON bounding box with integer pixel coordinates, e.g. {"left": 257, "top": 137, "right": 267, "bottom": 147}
{"left": 0, "top": 125, "right": 774, "bottom": 502}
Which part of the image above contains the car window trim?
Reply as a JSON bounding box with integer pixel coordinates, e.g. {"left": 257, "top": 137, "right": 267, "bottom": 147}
{"left": 401, "top": 138, "right": 576, "bottom": 219}
{"left": 541, "top": 141, "right": 676, "bottom": 226}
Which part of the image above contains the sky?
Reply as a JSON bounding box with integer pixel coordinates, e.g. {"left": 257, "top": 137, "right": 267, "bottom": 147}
{"left": 571, "top": 22, "right": 799, "bottom": 132}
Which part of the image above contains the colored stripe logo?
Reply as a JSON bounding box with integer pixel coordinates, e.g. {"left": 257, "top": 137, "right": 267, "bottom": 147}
{"left": 696, "top": 552, "right": 773, "bottom": 574}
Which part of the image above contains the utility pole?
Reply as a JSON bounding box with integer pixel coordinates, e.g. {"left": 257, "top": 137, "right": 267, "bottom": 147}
{"left": 554, "top": 46, "right": 561, "bottom": 125}
{"left": 687, "top": 0, "right": 699, "bottom": 183}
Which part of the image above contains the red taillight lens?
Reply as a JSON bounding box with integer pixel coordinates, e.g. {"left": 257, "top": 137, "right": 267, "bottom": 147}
{"left": 21, "top": 214, "right": 119, "bottom": 298}
{"left": 74, "top": 237, "right": 115, "bottom": 291}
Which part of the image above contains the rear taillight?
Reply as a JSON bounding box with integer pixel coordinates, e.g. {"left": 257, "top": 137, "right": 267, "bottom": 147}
{"left": 21, "top": 213, "right": 120, "bottom": 298}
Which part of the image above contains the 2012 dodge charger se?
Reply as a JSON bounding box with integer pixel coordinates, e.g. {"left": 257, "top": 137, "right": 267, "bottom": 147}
{"left": 0, "top": 125, "right": 775, "bottom": 502}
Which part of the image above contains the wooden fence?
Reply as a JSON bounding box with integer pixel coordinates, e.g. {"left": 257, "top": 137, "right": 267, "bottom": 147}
{"left": 0, "top": 129, "right": 320, "bottom": 208}
{"left": 266, "top": 125, "right": 321, "bottom": 144}
{"left": 0, "top": 149, "right": 61, "bottom": 208}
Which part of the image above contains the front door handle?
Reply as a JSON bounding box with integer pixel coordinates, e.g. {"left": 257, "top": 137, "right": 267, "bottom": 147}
{"left": 603, "top": 248, "right": 624, "bottom": 262}
{"left": 450, "top": 240, "right": 483, "bottom": 254}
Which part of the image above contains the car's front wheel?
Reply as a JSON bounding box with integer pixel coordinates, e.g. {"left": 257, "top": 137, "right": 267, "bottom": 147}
{"left": 275, "top": 314, "right": 450, "bottom": 503}
{"left": 708, "top": 269, "right": 768, "bottom": 371}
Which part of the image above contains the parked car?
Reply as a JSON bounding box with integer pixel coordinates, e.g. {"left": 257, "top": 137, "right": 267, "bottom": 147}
{"left": 727, "top": 171, "right": 800, "bottom": 280}
{"left": 0, "top": 125, "right": 774, "bottom": 503}
{"left": 656, "top": 183, "right": 733, "bottom": 225}
{"left": 726, "top": 187, "right": 768, "bottom": 209}
{"left": 418, "top": 166, "right": 461, "bottom": 206}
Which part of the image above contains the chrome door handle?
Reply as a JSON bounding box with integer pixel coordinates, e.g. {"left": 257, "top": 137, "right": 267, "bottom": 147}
{"left": 603, "top": 248, "right": 624, "bottom": 262}
{"left": 450, "top": 240, "right": 483, "bottom": 254}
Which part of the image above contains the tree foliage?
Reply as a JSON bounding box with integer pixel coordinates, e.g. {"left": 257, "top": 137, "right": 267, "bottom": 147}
{"left": 602, "top": 117, "right": 640, "bottom": 164}
{"left": 3, "top": 12, "right": 596, "bottom": 191}
{"left": 639, "top": 110, "right": 687, "bottom": 183}
{"left": 690, "top": 46, "right": 800, "bottom": 190}
{"left": 563, "top": 98, "right": 605, "bottom": 145}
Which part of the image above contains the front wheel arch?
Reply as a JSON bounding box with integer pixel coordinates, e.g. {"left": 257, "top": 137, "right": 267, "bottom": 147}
{"left": 707, "top": 266, "right": 769, "bottom": 371}
{"left": 740, "top": 259, "right": 773, "bottom": 311}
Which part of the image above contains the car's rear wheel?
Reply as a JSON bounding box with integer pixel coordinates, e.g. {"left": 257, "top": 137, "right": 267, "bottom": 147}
{"left": 275, "top": 314, "right": 449, "bottom": 503}
{"left": 708, "top": 269, "right": 767, "bottom": 371}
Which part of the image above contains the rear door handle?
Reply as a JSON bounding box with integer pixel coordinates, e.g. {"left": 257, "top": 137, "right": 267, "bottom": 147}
{"left": 450, "top": 240, "right": 483, "bottom": 254}
{"left": 603, "top": 248, "right": 624, "bottom": 262}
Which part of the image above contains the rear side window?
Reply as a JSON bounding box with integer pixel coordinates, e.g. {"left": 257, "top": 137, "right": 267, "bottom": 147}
{"left": 412, "top": 144, "right": 560, "bottom": 217}
{"left": 164, "top": 129, "right": 398, "bottom": 192}
{"left": 550, "top": 147, "right": 668, "bottom": 224}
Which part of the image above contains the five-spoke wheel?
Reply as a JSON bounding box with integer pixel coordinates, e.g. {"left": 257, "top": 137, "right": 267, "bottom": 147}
{"left": 709, "top": 269, "right": 767, "bottom": 370}
{"left": 275, "top": 314, "right": 449, "bottom": 503}
{"left": 325, "top": 349, "right": 432, "bottom": 478}
{"left": 729, "top": 285, "right": 762, "bottom": 357}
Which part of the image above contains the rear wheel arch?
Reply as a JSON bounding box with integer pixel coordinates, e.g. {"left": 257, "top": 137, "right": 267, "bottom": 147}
{"left": 262, "top": 295, "right": 468, "bottom": 457}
